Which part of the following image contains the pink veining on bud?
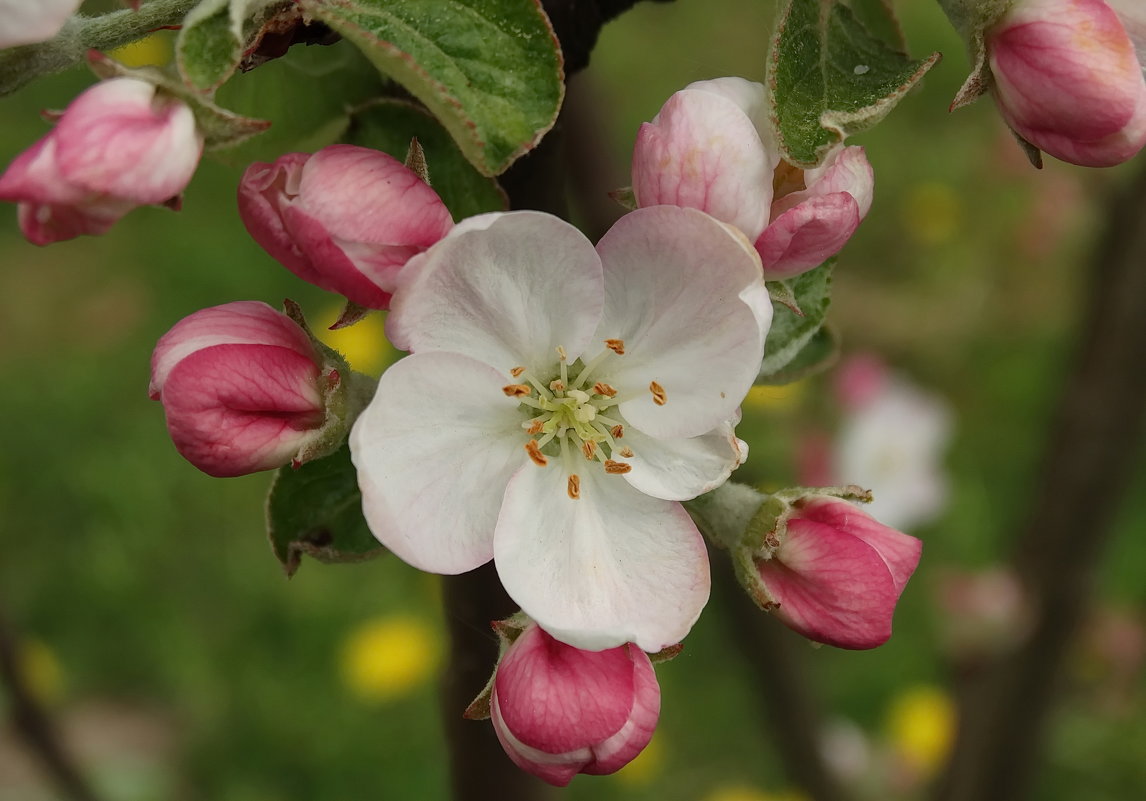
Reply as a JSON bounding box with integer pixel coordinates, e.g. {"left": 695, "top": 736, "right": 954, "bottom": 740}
{"left": 631, "top": 77, "right": 874, "bottom": 279}
{"left": 0, "top": 0, "right": 83, "bottom": 49}
{"left": 149, "top": 301, "right": 328, "bottom": 478}
{"left": 0, "top": 78, "right": 203, "bottom": 245}
{"left": 986, "top": 0, "right": 1146, "bottom": 167}
{"left": 755, "top": 497, "right": 922, "bottom": 649}
{"left": 238, "top": 144, "right": 454, "bottom": 310}
{"left": 490, "top": 624, "right": 660, "bottom": 787}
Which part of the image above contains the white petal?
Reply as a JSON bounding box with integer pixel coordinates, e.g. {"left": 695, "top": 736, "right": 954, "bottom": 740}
{"left": 592, "top": 206, "right": 770, "bottom": 439}
{"left": 494, "top": 464, "right": 710, "bottom": 652}
{"left": 350, "top": 351, "right": 528, "bottom": 574}
{"left": 386, "top": 211, "right": 604, "bottom": 375}
{"left": 620, "top": 413, "right": 748, "bottom": 501}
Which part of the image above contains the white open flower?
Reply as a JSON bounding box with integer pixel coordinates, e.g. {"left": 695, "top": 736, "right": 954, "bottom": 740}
{"left": 350, "top": 207, "right": 770, "bottom": 652}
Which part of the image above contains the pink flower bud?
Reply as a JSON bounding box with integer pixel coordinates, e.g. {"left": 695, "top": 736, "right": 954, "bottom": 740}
{"left": 986, "top": 0, "right": 1146, "bottom": 167}
{"left": 238, "top": 145, "right": 454, "bottom": 310}
{"left": 0, "top": 78, "right": 203, "bottom": 245}
{"left": 0, "top": 0, "right": 83, "bottom": 49}
{"left": 149, "top": 301, "right": 331, "bottom": 478}
{"left": 490, "top": 624, "right": 660, "bottom": 787}
{"left": 755, "top": 497, "right": 922, "bottom": 649}
{"left": 631, "top": 78, "right": 874, "bottom": 279}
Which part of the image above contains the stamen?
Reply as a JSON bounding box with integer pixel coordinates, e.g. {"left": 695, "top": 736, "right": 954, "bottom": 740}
{"left": 567, "top": 474, "right": 580, "bottom": 500}
{"left": 618, "top": 446, "right": 634, "bottom": 458}
{"left": 510, "top": 366, "right": 526, "bottom": 377}
{"left": 604, "top": 459, "right": 632, "bottom": 474}
{"left": 605, "top": 338, "right": 625, "bottom": 355}
{"left": 517, "top": 396, "right": 544, "bottom": 410}
{"left": 581, "top": 441, "right": 597, "bottom": 460}
{"left": 571, "top": 349, "right": 614, "bottom": 390}
{"left": 503, "top": 384, "right": 531, "bottom": 397}
{"left": 525, "top": 440, "right": 548, "bottom": 466}
{"left": 556, "top": 345, "right": 567, "bottom": 361}
{"left": 593, "top": 382, "right": 617, "bottom": 398}
{"left": 525, "top": 375, "right": 555, "bottom": 400}
{"left": 525, "top": 419, "right": 544, "bottom": 435}
{"left": 549, "top": 379, "right": 566, "bottom": 392}
{"left": 611, "top": 424, "right": 624, "bottom": 439}
{"left": 649, "top": 381, "right": 667, "bottom": 406}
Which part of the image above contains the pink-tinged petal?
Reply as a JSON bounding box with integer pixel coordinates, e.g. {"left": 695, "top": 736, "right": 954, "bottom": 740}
{"left": 350, "top": 351, "right": 527, "bottom": 574}
{"left": 159, "top": 344, "right": 324, "bottom": 477}
{"left": 796, "top": 498, "right": 923, "bottom": 593}
{"left": 755, "top": 193, "right": 860, "bottom": 280}
{"left": 583, "top": 647, "right": 659, "bottom": 775}
{"left": 237, "top": 154, "right": 321, "bottom": 285}
{"left": 620, "top": 413, "right": 748, "bottom": 501}
{"left": 149, "top": 301, "right": 317, "bottom": 399}
{"left": 684, "top": 77, "right": 775, "bottom": 145}
{"left": 592, "top": 206, "right": 768, "bottom": 439}
{"left": 632, "top": 88, "right": 773, "bottom": 240}
{"left": 296, "top": 144, "right": 453, "bottom": 246}
{"left": 54, "top": 78, "right": 202, "bottom": 203}
{"left": 833, "top": 352, "right": 890, "bottom": 410}
{"left": 775, "top": 146, "right": 874, "bottom": 219}
{"left": 0, "top": 0, "right": 83, "bottom": 48}
{"left": 490, "top": 697, "right": 587, "bottom": 787}
{"left": 388, "top": 211, "right": 604, "bottom": 375}
{"left": 17, "top": 199, "right": 130, "bottom": 246}
{"left": 1106, "top": 0, "right": 1146, "bottom": 67}
{"left": 757, "top": 518, "right": 900, "bottom": 649}
{"left": 0, "top": 135, "right": 89, "bottom": 205}
{"left": 494, "top": 464, "right": 710, "bottom": 652}
{"left": 281, "top": 205, "right": 395, "bottom": 309}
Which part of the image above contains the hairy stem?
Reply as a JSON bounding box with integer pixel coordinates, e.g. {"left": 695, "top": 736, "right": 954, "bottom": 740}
{"left": 933, "top": 164, "right": 1146, "bottom": 801}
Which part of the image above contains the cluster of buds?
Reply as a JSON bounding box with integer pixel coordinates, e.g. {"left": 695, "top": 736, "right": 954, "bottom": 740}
{"left": 979, "top": 0, "right": 1146, "bottom": 166}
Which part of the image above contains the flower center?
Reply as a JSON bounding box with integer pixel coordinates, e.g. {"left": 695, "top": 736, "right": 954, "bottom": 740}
{"left": 503, "top": 342, "right": 640, "bottom": 499}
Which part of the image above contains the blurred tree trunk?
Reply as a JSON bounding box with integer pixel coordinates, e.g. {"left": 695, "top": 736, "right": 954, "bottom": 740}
{"left": 934, "top": 164, "right": 1146, "bottom": 801}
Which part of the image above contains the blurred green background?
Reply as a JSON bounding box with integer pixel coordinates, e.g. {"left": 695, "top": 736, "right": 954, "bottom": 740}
{"left": 1, "top": 1, "right": 1143, "bottom": 800}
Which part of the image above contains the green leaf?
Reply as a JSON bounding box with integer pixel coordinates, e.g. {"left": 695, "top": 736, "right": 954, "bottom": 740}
{"left": 767, "top": 0, "right": 941, "bottom": 167}
{"left": 297, "top": 0, "right": 564, "bottom": 177}
{"left": 265, "top": 444, "right": 384, "bottom": 577}
{"left": 845, "top": 0, "right": 905, "bottom": 52}
{"left": 344, "top": 99, "right": 507, "bottom": 220}
{"left": 756, "top": 324, "right": 839, "bottom": 386}
{"left": 758, "top": 261, "right": 833, "bottom": 381}
{"left": 177, "top": 0, "right": 240, "bottom": 91}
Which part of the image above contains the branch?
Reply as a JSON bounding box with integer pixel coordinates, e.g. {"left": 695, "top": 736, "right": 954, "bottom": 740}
{"left": 933, "top": 163, "right": 1146, "bottom": 801}
{"left": 0, "top": 605, "right": 103, "bottom": 801}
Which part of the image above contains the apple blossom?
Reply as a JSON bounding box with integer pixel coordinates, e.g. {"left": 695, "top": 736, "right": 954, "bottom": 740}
{"left": 0, "top": 0, "right": 83, "bottom": 49}
{"left": 489, "top": 623, "right": 660, "bottom": 786}
{"left": 0, "top": 77, "right": 203, "bottom": 245}
{"left": 753, "top": 496, "right": 922, "bottom": 649}
{"left": 238, "top": 145, "right": 454, "bottom": 311}
{"left": 986, "top": 0, "right": 1146, "bottom": 167}
{"left": 150, "top": 301, "right": 362, "bottom": 478}
{"left": 631, "top": 77, "right": 873, "bottom": 279}
{"left": 351, "top": 206, "right": 770, "bottom": 652}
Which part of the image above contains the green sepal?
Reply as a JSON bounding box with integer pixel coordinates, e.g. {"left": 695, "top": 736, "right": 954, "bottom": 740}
{"left": 767, "top": 0, "right": 941, "bottom": 167}
{"left": 463, "top": 611, "right": 532, "bottom": 721}
{"left": 297, "top": 0, "right": 564, "bottom": 177}
{"left": 758, "top": 261, "right": 834, "bottom": 382}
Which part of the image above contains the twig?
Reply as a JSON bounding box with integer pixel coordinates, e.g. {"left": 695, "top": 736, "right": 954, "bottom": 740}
{"left": 933, "top": 164, "right": 1146, "bottom": 801}
{"left": 0, "top": 605, "right": 102, "bottom": 801}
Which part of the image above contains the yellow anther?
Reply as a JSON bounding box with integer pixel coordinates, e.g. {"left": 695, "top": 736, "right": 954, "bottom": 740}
{"left": 549, "top": 379, "right": 566, "bottom": 392}
{"left": 503, "top": 384, "right": 532, "bottom": 397}
{"left": 581, "top": 441, "right": 597, "bottom": 460}
{"left": 619, "top": 446, "right": 634, "bottom": 458}
{"left": 525, "top": 419, "right": 544, "bottom": 435}
{"left": 556, "top": 345, "right": 568, "bottom": 361}
{"left": 611, "top": 424, "right": 624, "bottom": 439}
{"left": 525, "top": 440, "right": 548, "bottom": 466}
{"left": 510, "top": 366, "right": 526, "bottom": 377}
{"left": 649, "top": 381, "right": 667, "bottom": 406}
{"left": 604, "top": 460, "right": 632, "bottom": 474}
{"left": 605, "top": 338, "right": 625, "bottom": 355}
{"left": 593, "top": 382, "right": 617, "bottom": 398}
{"left": 567, "top": 474, "right": 581, "bottom": 499}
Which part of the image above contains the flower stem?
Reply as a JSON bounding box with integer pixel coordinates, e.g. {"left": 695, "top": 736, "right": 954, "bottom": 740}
{"left": 0, "top": 0, "right": 199, "bottom": 97}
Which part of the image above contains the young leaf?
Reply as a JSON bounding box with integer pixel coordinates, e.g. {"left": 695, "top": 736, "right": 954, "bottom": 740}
{"left": 265, "top": 444, "right": 384, "bottom": 577}
{"left": 845, "top": 0, "right": 905, "bottom": 52}
{"left": 344, "top": 98, "right": 507, "bottom": 220}
{"left": 768, "top": 0, "right": 941, "bottom": 167}
{"left": 177, "top": 0, "right": 240, "bottom": 91}
{"left": 756, "top": 325, "right": 839, "bottom": 386}
{"left": 758, "top": 261, "right": 834, "bottom": 381}
{"left": 296, "top": 0, "right": 564, "bottom": 176}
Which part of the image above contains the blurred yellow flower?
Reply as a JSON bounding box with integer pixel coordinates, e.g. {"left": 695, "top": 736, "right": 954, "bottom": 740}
{"left": 315, "top": 305, "right": 395, "bottom": 377}
{"left": 901, "top": 183, "right": 961, "bottom": 246}
{"left": 613, "top": 732, "right": 664, "bottom": 786}
{"left": 109, "top": 33, "right": 173, "bottom": 68}
{"left": 20, "top": 638, "right": 64, "bottom": 706}
{"left": 743, "top": 381, "right": 807, "bottom": 413}
{"left": 704, "top": 785, "right": 808, "bottom": 801}
{"left": 885, "top": 684, "right": 955, "bottom": 776}
{"left": 339, "top": 615, "right": 440, "bottom": 702}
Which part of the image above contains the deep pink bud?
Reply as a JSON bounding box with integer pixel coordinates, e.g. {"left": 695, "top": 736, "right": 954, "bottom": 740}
{"left": 149, "top": 301, "right": 329, "bottom": 478}
{"left": 755, "top": 498, "right": 922, "bottom": 649}
{"left": 631, "top": 78, "right": 873, "bottom": 279}
{"left": 0, "top": 0, "right": 83, "bottom": 49}
{"left": 0, "top": 78, "right": 203, "bottom": 245}
{"left": 490, "top": 625, "right": 660, "bottom": 787}
{"left": 987, "top": 0, "right": 1146, "bottom": 167}
{"left": 237, "top": 145, "right": 454, "bottom": 310}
